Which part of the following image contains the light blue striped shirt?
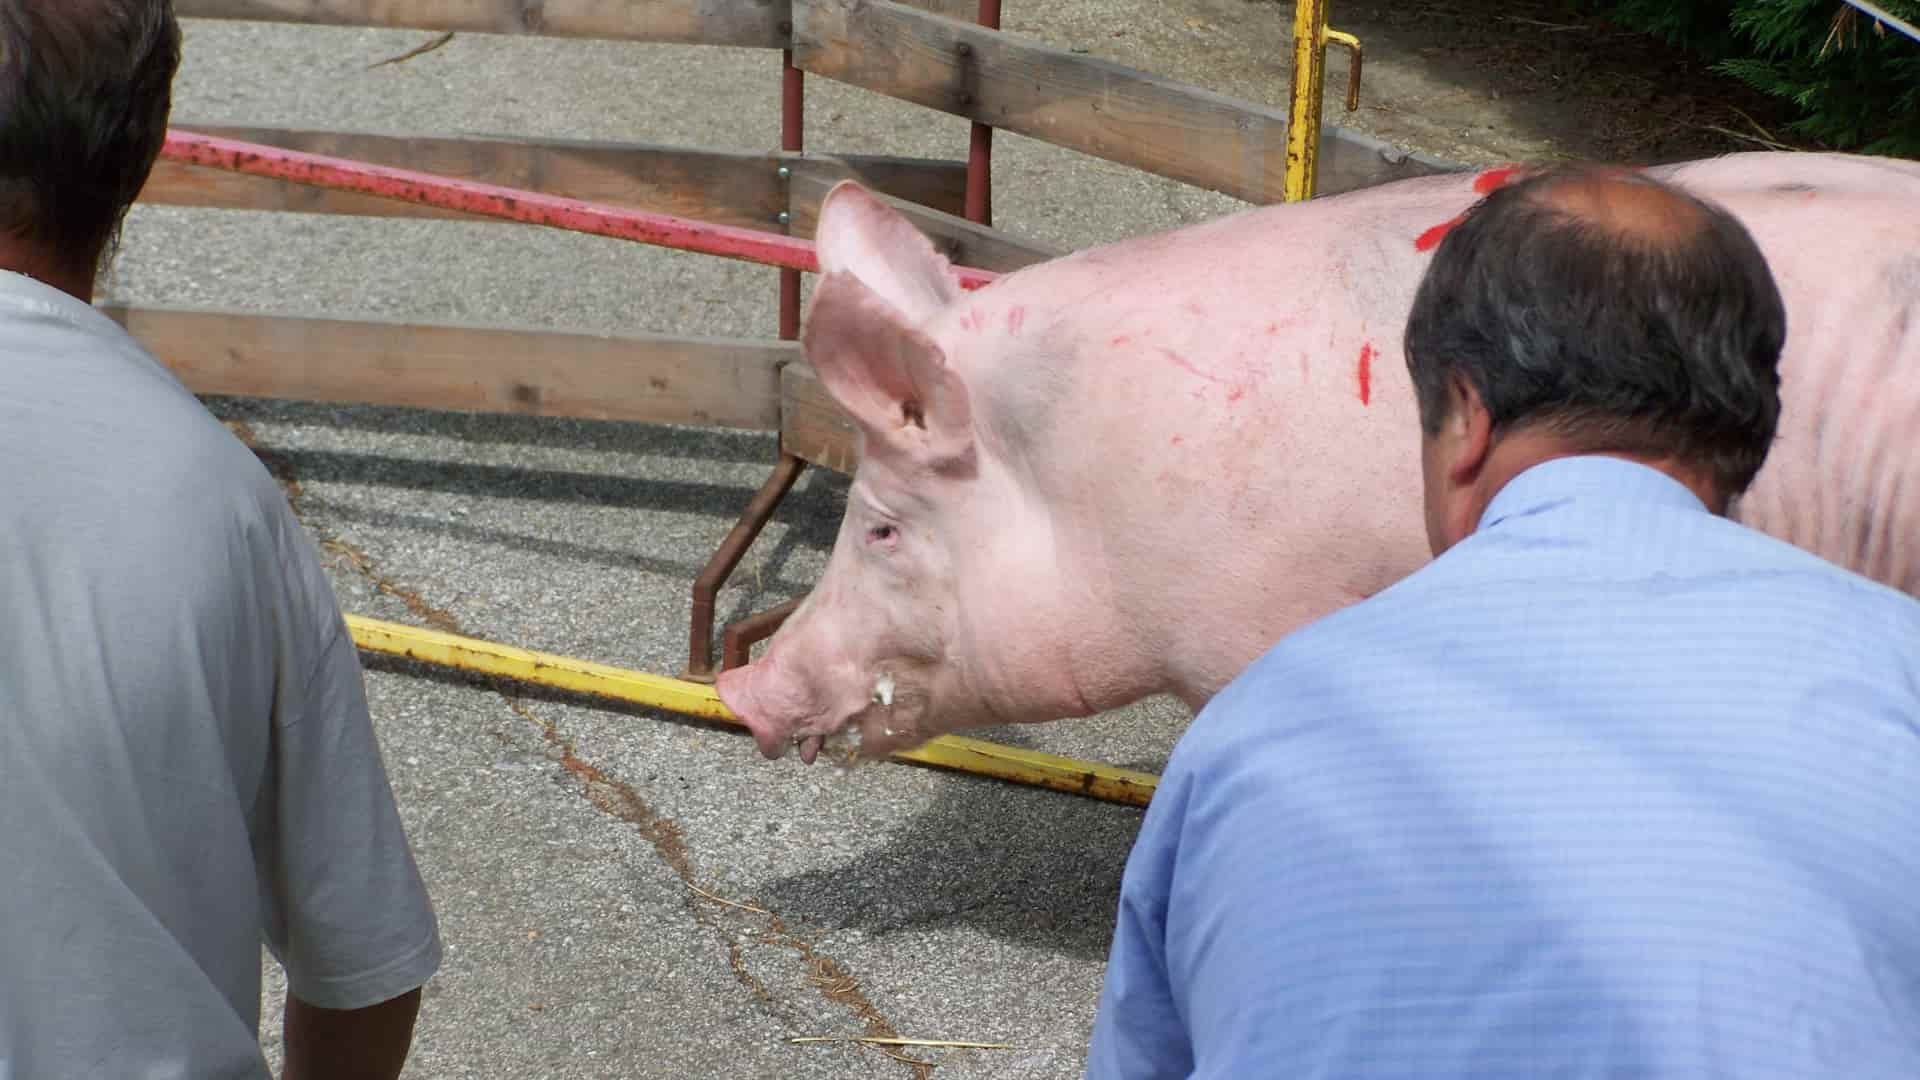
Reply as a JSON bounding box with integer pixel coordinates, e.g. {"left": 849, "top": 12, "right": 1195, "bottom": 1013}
{"left": 1087, "top": 455, "right": 1920, "bottom": 1079}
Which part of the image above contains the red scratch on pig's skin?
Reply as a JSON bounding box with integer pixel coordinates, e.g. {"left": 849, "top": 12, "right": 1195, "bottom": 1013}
{"left": 1356, "top": 343, "right": 1374, "bottom": 405}
{"left": 1006, "top": 306, "right": 1026, "bottom": 334}
{"left": 1266, "top": 322, "right": 1280, "bottom": 336}
{"left": 1110, "top": 334, "right": 1132, "bottom": 347}
{"left": 1161, "top": 348, "right": 1223, "bottom": 384}
{"left": 1184, "top": 301, "right": 1205, "bottom": 316}
{"left": 1170, "top": 434, "right": 1184, "bottom": 446}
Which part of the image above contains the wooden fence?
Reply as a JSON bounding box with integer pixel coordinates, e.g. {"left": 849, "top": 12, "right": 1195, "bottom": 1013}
{"left": 142, "top": 0, "right": 1457, "bottom": 477}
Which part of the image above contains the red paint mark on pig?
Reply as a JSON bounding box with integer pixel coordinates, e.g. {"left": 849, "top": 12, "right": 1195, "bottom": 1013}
{"left": 1416, "top": 167, "right": 1524, "bottom": 252}
{"left": 1006, "top": 306, "right": 1026, "bottom": 334}
{"left": 1415, "top": 215, "right": 1463, "bottom": 252}
{"left": 1356, "top": 343, "right": 1374, "bottom": 405}
{"left": 1474, "top": 165, "right": 1523, "bottom": 194}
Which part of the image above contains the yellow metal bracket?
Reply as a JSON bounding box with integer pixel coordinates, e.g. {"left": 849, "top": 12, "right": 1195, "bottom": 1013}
{"left": 346, "top": 614, "right": 1160, "bottom": 808}
{"left": 1283, "top": 0, "right": 1365, "bottom": 203}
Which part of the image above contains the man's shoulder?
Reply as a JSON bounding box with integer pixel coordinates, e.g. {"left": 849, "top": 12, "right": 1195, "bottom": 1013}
{"left": 1185, "top": 506, "right": 1920, "bottom": 764}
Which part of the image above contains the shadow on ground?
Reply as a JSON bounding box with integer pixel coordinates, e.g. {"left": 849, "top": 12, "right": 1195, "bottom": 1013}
{"left": 757, "top": 769, "right": 1144, "bottom": 961}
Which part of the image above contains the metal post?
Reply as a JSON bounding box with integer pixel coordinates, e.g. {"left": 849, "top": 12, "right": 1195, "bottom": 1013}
{"left": 779, "top": 47, "right": 805, "bottom": 339}
{"left": 1283, "top": 0, "right": 1328, "bottom": 203}
{"left": 964, "top": 0, "right": 1002, "bottom": 225}
{"left": 1282, "top": 0, "right": 1363, "bottom": 203}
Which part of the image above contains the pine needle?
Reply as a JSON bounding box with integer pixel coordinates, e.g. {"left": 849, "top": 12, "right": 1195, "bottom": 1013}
{"left": 684, "top": 879, "right": 770, "bottom": 915}
{"left": 367, "top": 31, "right": 456, "bottom": 70}
{"left": 788, "top": 1035, "right": 1016, "bottom": 1050}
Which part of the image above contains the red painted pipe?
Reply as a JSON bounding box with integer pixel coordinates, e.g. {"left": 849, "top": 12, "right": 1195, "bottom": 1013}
{"left": 964, "top": 0, "right": 1002, "bottom": 225}
{"left": 158, "top": 129, "right": 999, "bottom": 291}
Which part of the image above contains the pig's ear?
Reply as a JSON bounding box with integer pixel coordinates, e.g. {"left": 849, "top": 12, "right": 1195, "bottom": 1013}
{"left": 814, "top": 181, "right": 962, "bottom": 326}
{"left": 804, "top": 270, "right": 973, "bottom": 468}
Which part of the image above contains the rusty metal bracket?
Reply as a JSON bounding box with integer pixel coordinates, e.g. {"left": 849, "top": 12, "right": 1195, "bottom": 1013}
{"left": 722, "top": 596, "right": 802, "bottom": 670}
{"left": 1325, "top": 29, "right": 1363, "bottom": 113}
{"left": 1283, "top": 0, "right": 1365, "bottom": 203}
{"left": 683, "top": 452, "right": 807, "bottom": 683}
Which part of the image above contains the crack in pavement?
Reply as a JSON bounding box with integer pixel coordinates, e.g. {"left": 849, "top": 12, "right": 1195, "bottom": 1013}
{"left": 224, "top": 417, "right": 934, "bottom": 1077}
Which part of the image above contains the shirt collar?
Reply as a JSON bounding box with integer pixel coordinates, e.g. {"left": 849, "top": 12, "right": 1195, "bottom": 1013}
{"left": 1476, "top": 454, "right": 1709, "bottom": 534}
{"left": 0, "top": 267, "right": 115, "bottom": 336}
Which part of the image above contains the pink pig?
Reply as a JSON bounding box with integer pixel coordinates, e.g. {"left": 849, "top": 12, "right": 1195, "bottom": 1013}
{"left": 716, "top": 151, "right": 1920, "bottom": 764}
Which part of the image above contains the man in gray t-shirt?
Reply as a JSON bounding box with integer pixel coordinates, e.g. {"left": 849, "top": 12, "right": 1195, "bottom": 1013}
{"left": 0, "top": 4, "right": 441, "bottom": 1078}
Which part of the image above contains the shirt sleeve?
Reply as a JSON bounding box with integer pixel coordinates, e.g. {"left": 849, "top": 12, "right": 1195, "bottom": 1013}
{"left": 254, "top": 516, "right": 443, "bottom": 1010}
{"left": 1086, "top": 677, "right": 1318, "bottom": 1080}
{"left": 1085, "top": 747, "right": 1198, "bottom": 1079}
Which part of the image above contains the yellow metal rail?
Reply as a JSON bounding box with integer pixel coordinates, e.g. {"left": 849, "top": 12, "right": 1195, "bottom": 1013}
{"left": 346, "top": 614, "right": 1160, "bottom": 808}
{"left": 1283, "top": 0, "right": 1363, "bottom": 202}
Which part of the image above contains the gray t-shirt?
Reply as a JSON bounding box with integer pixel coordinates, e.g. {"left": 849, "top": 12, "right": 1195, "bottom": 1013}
{"left": 0, "top": 272, "right": 442, "bottom": 1078}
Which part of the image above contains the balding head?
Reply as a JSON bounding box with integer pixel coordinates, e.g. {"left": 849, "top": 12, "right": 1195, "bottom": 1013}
{"left": 1532, "top": 165, "right": 1715, "bottom": 243}
{"left": 0, "top": 0, "right": 181, "bottom": 288}
{"left": 1402, "top": 162, "right": 1787, "bottom": 513}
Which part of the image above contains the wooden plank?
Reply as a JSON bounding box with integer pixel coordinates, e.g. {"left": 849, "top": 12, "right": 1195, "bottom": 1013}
{"left": 141, "top": 126, "right": 971, "bottom": 231}
{"left": 780, "top": 361, "right": 860, "bottom": 473}
{"left": 793, "top": 0, "right": 1464, "bottom": 205}
{"left": 104, "top": 305, "right": 795, "bottom": 431}
{"left": 786, "top": 168, "right": 1057, "bottom": 274}
{"left": 905, "top": 0, "right": 984, "bottom": 17}
{"left": 176, "top": 0, "right": 791, "bottom": 49}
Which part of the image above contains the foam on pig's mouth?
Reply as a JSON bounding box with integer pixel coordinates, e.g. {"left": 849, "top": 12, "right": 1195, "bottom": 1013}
{"left": 796, "top": 668, "right": 929, "bottom": 767}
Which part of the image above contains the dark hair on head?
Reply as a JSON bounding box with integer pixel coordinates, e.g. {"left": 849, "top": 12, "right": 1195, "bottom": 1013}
{"left": 1402, "top": 163, "right": 1787, "bottom": 499}
{"left": 0, "top": 0, "right": 182, "bottom": 270}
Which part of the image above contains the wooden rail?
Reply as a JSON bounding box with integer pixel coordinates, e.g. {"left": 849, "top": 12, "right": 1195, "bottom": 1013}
{"left": 779, "top": 362, "right": 859, "bottom": 473}
{"left": 108, "top": 306, "right": 794, "bottom": 432}
{"left": 178, "top": 0, "right": 990, "bottom": 49}
{"left": 786, "top": 169, "right": 1056, "bottom": 273}
{"left": 793, "top": 0, "right": 1460, "bottom": 205}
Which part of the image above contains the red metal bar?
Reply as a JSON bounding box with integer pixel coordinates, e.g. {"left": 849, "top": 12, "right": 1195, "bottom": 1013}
{"left": 158, "top": 129, "right": 1000, "bottom": 290}
{"left": 963, "top": 0, "right": 1002, "bottom": 225}
{"left": 779, "top": 48, "right": 805, "bottom": 341}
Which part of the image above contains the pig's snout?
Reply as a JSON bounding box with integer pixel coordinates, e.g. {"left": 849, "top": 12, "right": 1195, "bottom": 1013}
{"left": 717, "top": 647, "right": 924, "bottom": 764}
{"left": 715, "top": 661, "right": 800, "bottom": 761}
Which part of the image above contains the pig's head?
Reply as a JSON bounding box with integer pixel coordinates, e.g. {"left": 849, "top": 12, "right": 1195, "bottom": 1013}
{"left": 716, "top": 182, "right": 1097, "bottom": 764}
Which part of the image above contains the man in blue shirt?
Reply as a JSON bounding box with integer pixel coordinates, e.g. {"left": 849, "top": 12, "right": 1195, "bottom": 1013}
{"left": 1086, "top": 165, "right": 1920, "bottom": 1077}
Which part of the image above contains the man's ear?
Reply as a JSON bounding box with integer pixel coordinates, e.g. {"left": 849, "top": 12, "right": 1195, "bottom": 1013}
{"left": 802, "top": 269, "right": 973, "bottom": 469}
{"left": 1444, "top": 375, "right": 1493, "bottom": 487}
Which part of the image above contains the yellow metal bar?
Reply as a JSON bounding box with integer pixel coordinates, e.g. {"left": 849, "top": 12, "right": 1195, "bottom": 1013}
{"left": 1283, "top": 0, "right": 1327, "bottom": 202}
{"left": 1283, "top": 1, "right": 1364, "bottom": 203}
{"left": 345, "top": 614, "right": 1160, "bottom": 808}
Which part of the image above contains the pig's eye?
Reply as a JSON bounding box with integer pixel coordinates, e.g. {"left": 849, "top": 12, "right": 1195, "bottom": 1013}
{"left": 866, "top": 523, "right": 897, "bottom": 545}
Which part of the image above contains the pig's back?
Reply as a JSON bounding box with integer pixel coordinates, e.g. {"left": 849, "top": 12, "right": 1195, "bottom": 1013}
{"left": 1672, "top": 155, "right": 1920, "bottom": 597}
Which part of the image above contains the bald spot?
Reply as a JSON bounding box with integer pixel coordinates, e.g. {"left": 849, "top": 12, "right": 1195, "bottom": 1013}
{"left": 1526, "top": 168, "right": 1714, "bottom": 251}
